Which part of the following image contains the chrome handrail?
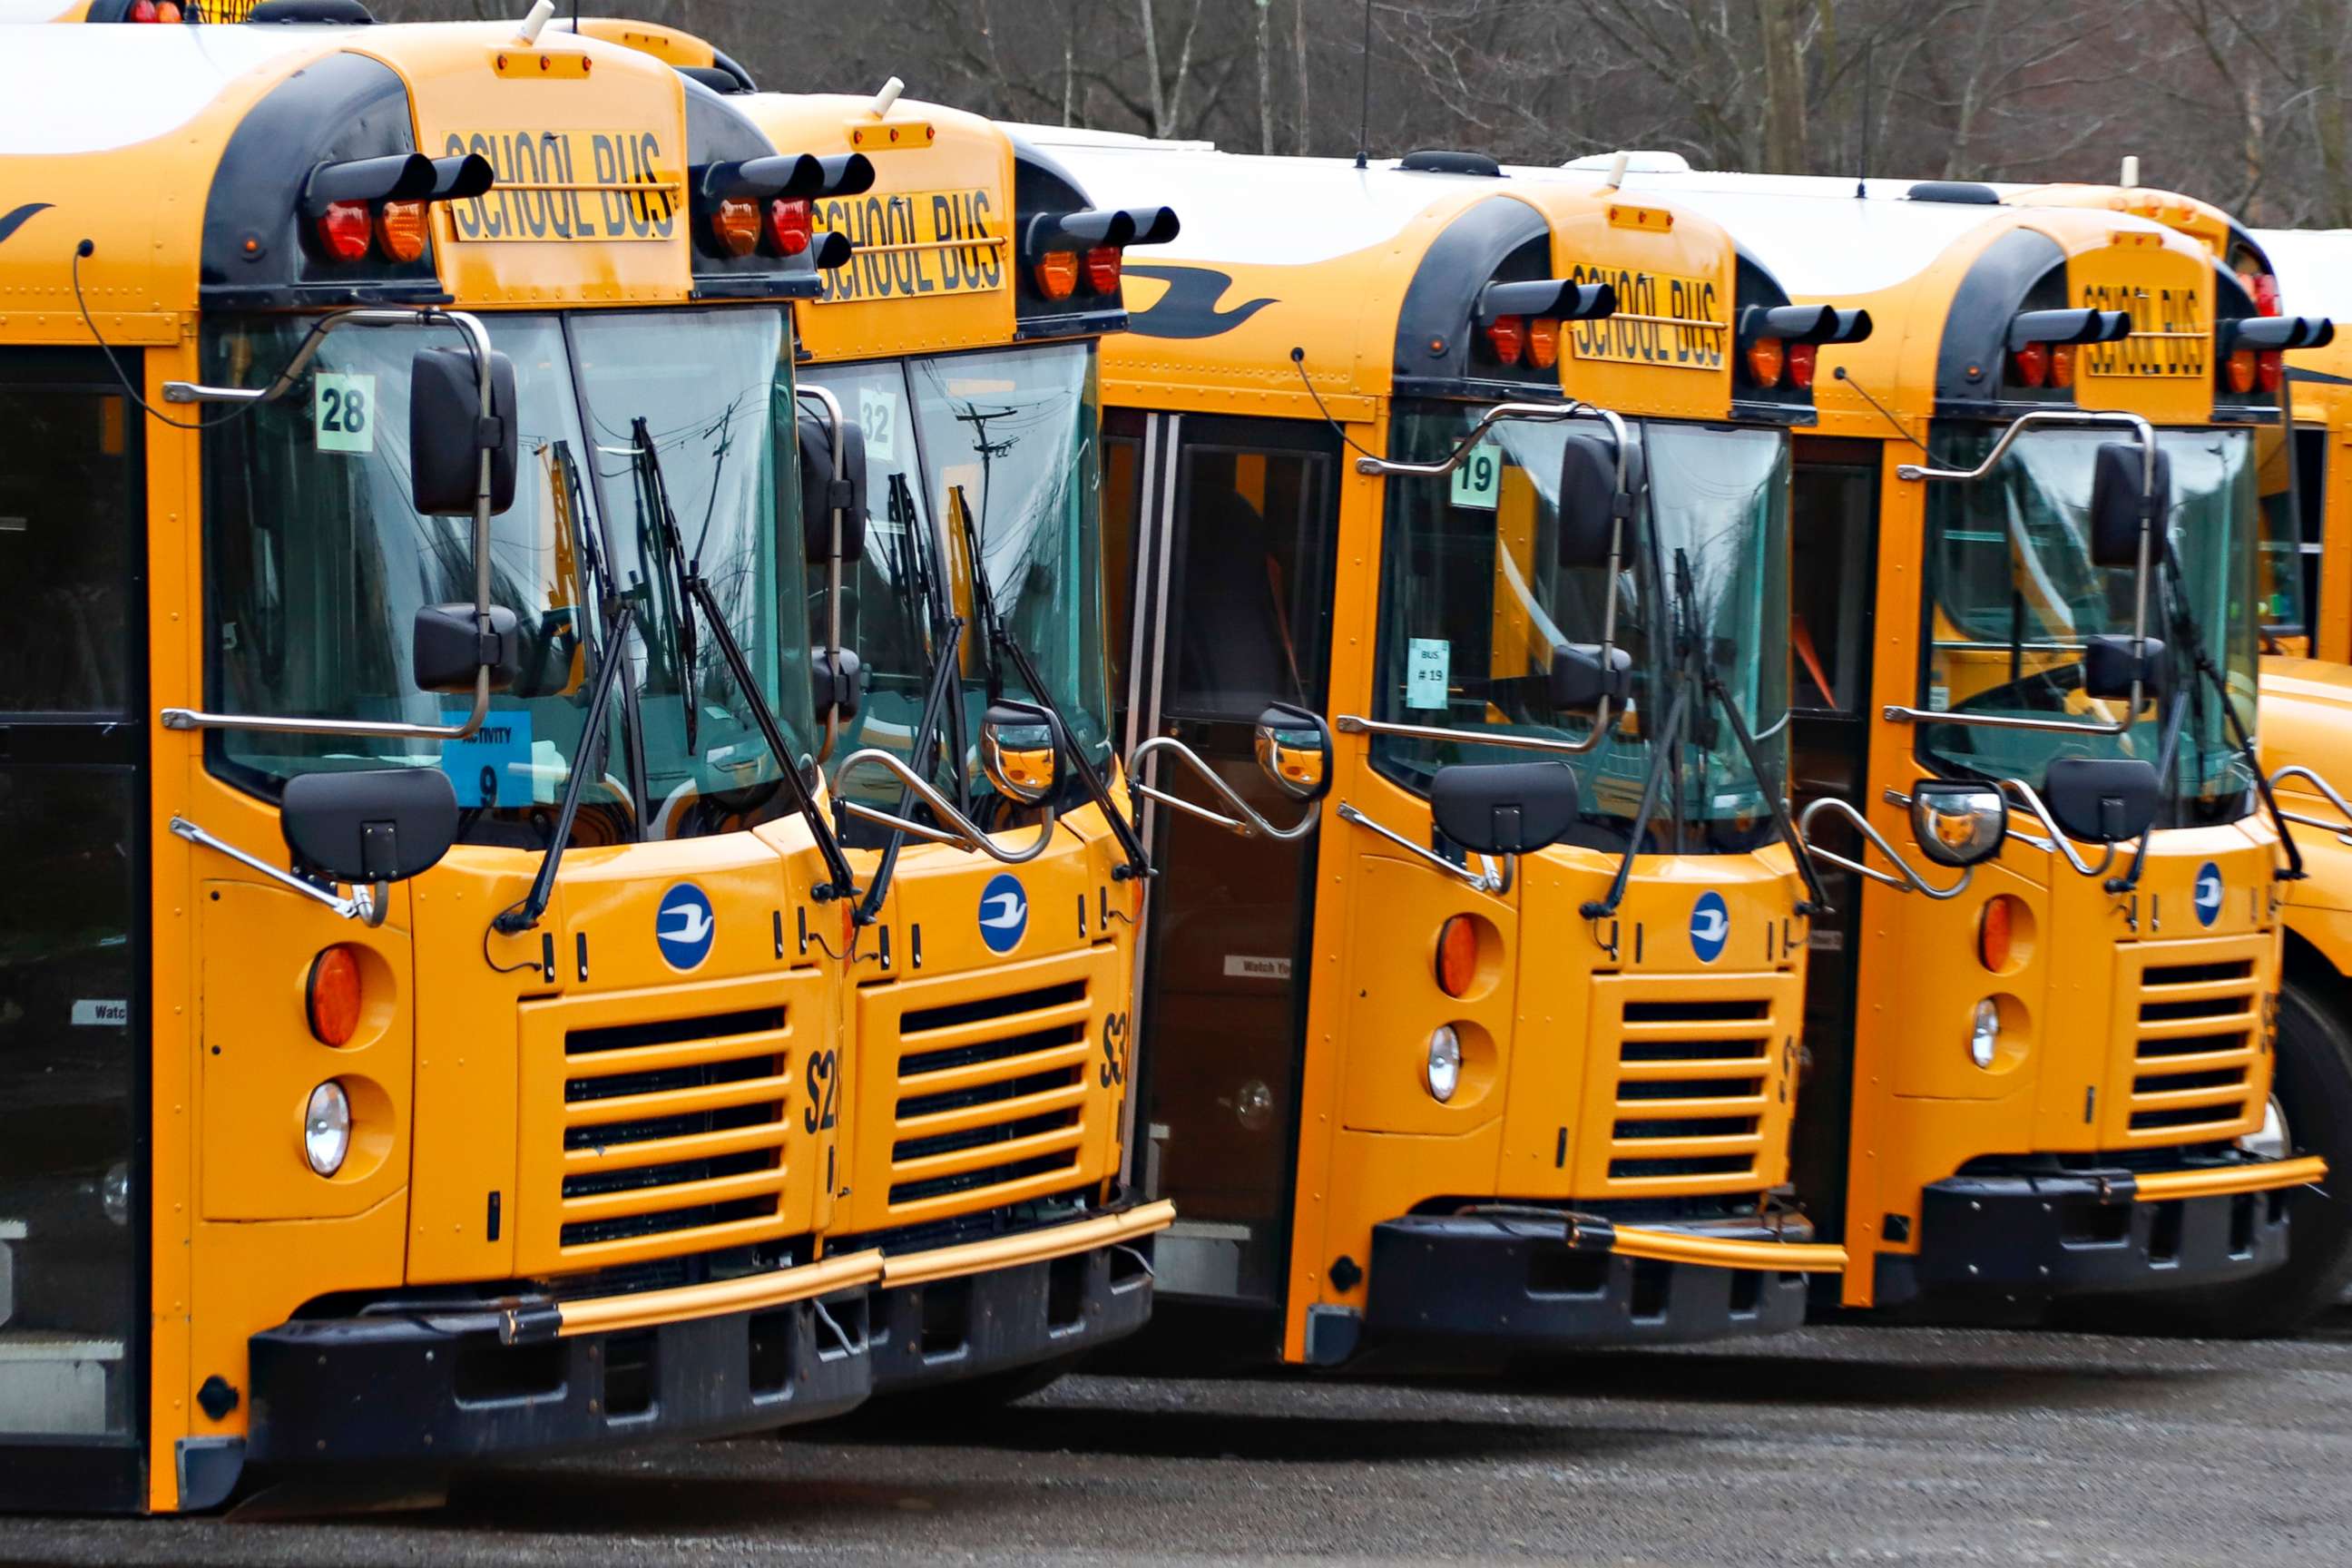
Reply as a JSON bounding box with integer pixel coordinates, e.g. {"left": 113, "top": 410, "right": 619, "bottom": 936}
{"left": 1125, "top": 737, "right": 1320, "bottom": 842}
{"left": 1334, "top": 713, "right": 1606, "bottom": 759}
{"left": 1796, "top": 797, "right": 1972, "bottom": 900}
{"left": 832, "top": 748, "right": 1054, "bottom": 864}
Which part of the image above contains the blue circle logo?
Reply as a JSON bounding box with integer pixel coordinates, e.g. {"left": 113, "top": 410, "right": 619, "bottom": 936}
{"left": 655, "top": 883, "right": 716, "bottom": 971}
{"left": 978, "top": 872, "right": 1029, "bottom": 956}
{"left": 1690, "top": 889, "right": 1730, "bottom": 964}
{"left": 2193, "top": 861, "right": 2224, "bottom": 928}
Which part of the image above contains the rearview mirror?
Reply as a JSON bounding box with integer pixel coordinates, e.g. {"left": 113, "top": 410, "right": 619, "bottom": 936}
{"left": 1253, "top": 702, "right": 1332, "bottom": 803}
{"left": 1555, "top": 430, "right": 1627, "bottom": 567}
{"left": 1909, "top": 781, "right": 2009, "bottom": 868}
{"left": 2043, "top": 757, "right": 2161, "bottom": 844}
{"left": 410, "top": 346, "right": 519, "bottom": 517}
{"left": 2088, "top": 442, "right": 2171, "bottom": 571}
{"left": 280, "top": 768, "right": 460, "bottom": 885}
{"left": 979, "top": 701, "right": 1063, "bottom": 808}
{"left": 799, "top": 412, "right": 868, "bottom": 566}
{"left": 1430, "top": 760, "right": 1581, "bottom": 856}
{"left": 412, "top": 603, "right": 522, "bottom": 694}
{"left": 1550, "top": 642, "right": 1632, "bottom": 710}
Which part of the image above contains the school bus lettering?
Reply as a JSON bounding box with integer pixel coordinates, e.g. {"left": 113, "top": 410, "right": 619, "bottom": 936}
{"left": 1565, "top": 260, "right": 1724, "bottom": 369}
{"left": 440, "top": 129, "right": 677, "bottom": 243}
{"left": 2078, "top": 280, "right": 2208, "bottom": 378}
{"left": 812, "top": 185, "right": 1004, "bottom": 303}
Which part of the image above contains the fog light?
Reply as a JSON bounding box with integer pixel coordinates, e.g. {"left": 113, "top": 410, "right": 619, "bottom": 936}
{"left": 1969, "top": 999, "right": 1999, "bottom": 1070}
{"left": 304, "top": 1081, "right": 352, "bottom": 1176}
{"left": 1425, "top": 1025, "right": 1462, "bottom": 1102}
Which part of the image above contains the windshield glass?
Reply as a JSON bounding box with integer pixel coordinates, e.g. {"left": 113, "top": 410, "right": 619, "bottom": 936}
{"left": 571, "top": 308, "right": 817, "bottom": 840}
{"left": 202, "top": 312, "right": 632, "bottom": 848}
{"left": 817, "top": 342, "right": 1109, "bottom": 818}
{"left": 1369, "top": 404, "right": 1790, "bottom": 850}
{"left": 1920, "top": 424, "right": 2259, "bottom": 818}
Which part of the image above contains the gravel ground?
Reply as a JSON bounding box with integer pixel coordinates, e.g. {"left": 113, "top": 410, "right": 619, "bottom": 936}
{"left": 5, "top": 1313, "right": 2350, "bottom": 1565}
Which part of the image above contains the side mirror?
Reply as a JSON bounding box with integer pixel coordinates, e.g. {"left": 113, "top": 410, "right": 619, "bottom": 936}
{"left": 799, "top": 412, "right": 868, "bottom": 566}
{"left": 410, "top": 346, "right": 519, "bottom": 517}
{"left": 2082, "top": 633, "right": 2167, "bottom": 701}
{"left": 280, "top": 768, "right": 459, "bottom": 885}
{"left": 979, "top": 701, "right": 1062, "bottom": 808}
{"left": 1430, "top": 760, "right": 1581, "bottom": 856}
{"left": 1253, "top": 702, "right": 1332, "bottom": 803}
{"left": 1550, "top": 642, "right": 1632, "bottom": 710}
{"left": 2043, "top": 757, "right": 2161, "bottom": 844}
{"left": 1555, "top": 430, "right": 1626, "bottom": 567}
{"left": 413, "top": 603, "right": 521, "bottom": 694}
{"left": 1909, "top": 780, "right": 2009, "bottom": 867}
{"left": 2088, "top": 441, "right": 2171, "bottom": 570}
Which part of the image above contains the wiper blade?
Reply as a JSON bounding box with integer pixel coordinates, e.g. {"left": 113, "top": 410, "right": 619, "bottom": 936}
{"left": 630, "top": 413, "right": 859, "bottom": 901}
{"left": 495, "top": 590, "right": 633, "bottom": 936}
{"left": 632, "top": 417, "right": 700, "bottom": 760}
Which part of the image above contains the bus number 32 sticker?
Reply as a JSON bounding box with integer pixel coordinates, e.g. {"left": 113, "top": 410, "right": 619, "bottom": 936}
{"left": 314, "top": 372, "right": 377, "bottom": 456}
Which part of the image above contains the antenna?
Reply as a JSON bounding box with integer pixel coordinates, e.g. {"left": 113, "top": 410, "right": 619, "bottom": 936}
{"left": 2122, "top": 154, "right": 2141, "bottom": 188}
{"left": 873, "top": 76, "right": 906, "bottom": 119}
{"left": 1354, "top": 0, "right": 1372, "bottom": 170}
{"left": 1855, "top": 37, "right": 1875, "bottom": 199}
{"left": 516, "top": 0, "right": 554, "bottom": 44}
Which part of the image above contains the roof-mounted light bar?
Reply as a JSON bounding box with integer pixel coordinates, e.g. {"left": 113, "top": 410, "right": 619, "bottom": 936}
{"left": 298, "top": 152, "right": 495, "bottom": 268}
{"left": 691, "top": 152, "right": 875, "bottom": 264}
{"left": 2222, "top": 314, "right": 2336, "bottom": 353}
{"left": 1735, "top": 304, "right": 1871, "bottom": 392}
{"left": 1022, "top": 204, "right": 1182, "bottom": 305}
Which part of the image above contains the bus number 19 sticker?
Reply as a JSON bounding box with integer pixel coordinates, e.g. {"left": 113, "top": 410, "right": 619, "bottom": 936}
{"left": 1450, "top": 441, "right": 1502, "bottom": 510}
{"left": 314, "top": 372, "right": 377, "bottom": 456}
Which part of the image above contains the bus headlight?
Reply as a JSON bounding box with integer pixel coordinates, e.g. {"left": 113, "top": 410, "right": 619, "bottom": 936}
{"left": 1426, "top": 1025, "right": 1462, "bottom": 1103}
{"left": 1969, "top": 1000, "right": 2000, "bottom": 1070}
{"left": 304, "top": 1081, "right": 352, "bottom": 1177}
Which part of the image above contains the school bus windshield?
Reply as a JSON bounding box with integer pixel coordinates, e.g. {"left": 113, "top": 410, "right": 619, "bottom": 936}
{"left": 808, "top": 342, "right": 1109, "bottom": 815}
{"left": 1921, "top": 424, "right": 2259, "bottom": 818}
{"left": 201, "top": 308, "right": 816, "bottom": 848}
{"left": 1371, "top": 406, "right": 1791, "bottom": 847}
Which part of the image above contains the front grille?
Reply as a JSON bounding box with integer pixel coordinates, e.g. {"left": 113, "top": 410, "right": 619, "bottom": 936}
{"left": 555, "top": 1006, "right": 796, "bottom": 1258}
{"left": 885, "top": 980, "right": 1092, "bottom": 1215}
{"left": 1600, "top": 992, "right": 1779, "bottom": 1191}
{"left": 2125, "top": 956, "right": 2261, "bottom": 1139}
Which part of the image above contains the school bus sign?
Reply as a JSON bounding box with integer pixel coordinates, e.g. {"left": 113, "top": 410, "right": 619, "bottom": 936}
{"left": 811, "top": 186, "right": 1005, "bottom": 303}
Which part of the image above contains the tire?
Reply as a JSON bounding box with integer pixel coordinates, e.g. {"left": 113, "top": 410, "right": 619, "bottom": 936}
{"left": 2063, "top": 975, "right": 2352, "bottom": 1338}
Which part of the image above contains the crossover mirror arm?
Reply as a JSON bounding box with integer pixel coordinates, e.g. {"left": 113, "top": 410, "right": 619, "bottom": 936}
{"left": 1794, "top": 798, "right": 1974, "bottom": 900}
{"left": 1991, "top": 779, "right": 2122, "bottom": 879}
{"left": 1126, "top": 736, "right": 1322, "bottom": 842}
{"left": 2271, "top": 764, "right": 2352, "bottom": 840}
{"left": 170, "top": 817, "right": 387, "bottom": 927}
{"left": 832, "top": 749, "right": 1055, "bottom": 865}
{"left": 1334, "top": 802, "right": 1508, "bottom": 894}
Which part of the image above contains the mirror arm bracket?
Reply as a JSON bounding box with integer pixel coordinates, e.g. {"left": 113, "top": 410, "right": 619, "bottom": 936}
{"left": 1795, "top": 798, "right": 1974, "bottom": 900}
{"left": 1988, "top": 778, "right": 2122, "bottom": 880}
{"left": 1125, "top": 736, "right": 1321, "bottom": 843}
{"left": 171, "top": 815, "right": 387, "bottom": 926}
{"left": 1334, "top": 802, "right": 1507, "bottom": 893}
{"left": 834, "top": 749, "right": 1056, "bottom": 865}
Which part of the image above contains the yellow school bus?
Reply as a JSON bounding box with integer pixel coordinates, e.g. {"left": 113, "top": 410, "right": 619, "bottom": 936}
{"left": 577, "top": 22, "right": 1180, "bottom": 1402}
{"left": 1559, "top": 162, "right": 2330, "bottom": 1327}
{"left": 0, "top": 11, "right": 915, "bottom": 1512}
{"left": 1021, "top": 132, "right": 1851, "bottom": 1367}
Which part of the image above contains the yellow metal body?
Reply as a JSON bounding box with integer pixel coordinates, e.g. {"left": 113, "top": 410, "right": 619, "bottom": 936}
{"left": 1626, "top": 181, "right": 2303, "bottom": 1307}
{"left": 1076, "top": 155, "right": 1836, "bottom": 1366}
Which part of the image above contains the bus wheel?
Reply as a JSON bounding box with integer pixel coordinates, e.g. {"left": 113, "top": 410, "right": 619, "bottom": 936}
{"left": 2064, "top": 976, "right": 2352, "bottom": 1338}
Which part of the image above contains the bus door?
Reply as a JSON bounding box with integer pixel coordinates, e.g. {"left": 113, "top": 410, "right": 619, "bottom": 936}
{"left": 1786, "top": 436, "right": 1880, "bottom": 1245}
{"left": 0, "top": 349, "right": 147, "bottom": 1508}
{"left": 1112, "top": 413, "right": 1338, "bottom": 1310}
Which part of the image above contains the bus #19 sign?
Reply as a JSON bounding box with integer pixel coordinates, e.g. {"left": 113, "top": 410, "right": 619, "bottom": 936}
{"left": 812, "top": 188, "right": 1004, "bottom": 303}
{"left": 438, "top": 131, "right": 679, "bottom": 243}
{"left": 1565, "top": 263, "right": 1726, "bottom": 371}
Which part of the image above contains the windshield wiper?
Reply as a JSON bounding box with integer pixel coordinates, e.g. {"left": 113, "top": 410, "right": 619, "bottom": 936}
{"left": 946, "top": 485, "right": 1153, "bottom": 880}
{"left": 1582, "top": 549, "right": 1829, "bottom": 921}
{"left": 2107, "top": 547, "right": 2304, "bottom": 893}
{"left": 632, "top": 418, "right": 701, "bottom": 760}
{"left": 630, "top": 415, "right": 860, "bottom": 901}
{"left": 495, "top": 441, "right": 635, "bottom": 937}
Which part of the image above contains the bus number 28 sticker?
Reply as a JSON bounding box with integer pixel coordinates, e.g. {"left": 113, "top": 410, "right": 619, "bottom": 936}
{"left": 314, "top": 372, "right": 377, "bottom": 456}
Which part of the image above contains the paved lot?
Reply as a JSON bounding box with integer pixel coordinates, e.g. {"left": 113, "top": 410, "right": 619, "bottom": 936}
{"left": 7, "top": 1314, "right": 2352, "bottom": 1565}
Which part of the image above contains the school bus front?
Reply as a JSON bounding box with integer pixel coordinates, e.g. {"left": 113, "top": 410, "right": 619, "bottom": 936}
{"left": 0, "top": 17, "right": 892, "bottom": 1512}
{"left": 1610, "top": 171, "right": 2325, "bottom": 1316}
{"left": 1034, "top": 136, "right": 1849, "bottom": 1367}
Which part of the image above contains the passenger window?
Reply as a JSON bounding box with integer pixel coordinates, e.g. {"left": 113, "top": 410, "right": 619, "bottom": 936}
{"left": 1166, "top": 445, "right": 1333, "bottom": 720}
{"left": 0, "top": 386, "right": 134, "bottom": 716}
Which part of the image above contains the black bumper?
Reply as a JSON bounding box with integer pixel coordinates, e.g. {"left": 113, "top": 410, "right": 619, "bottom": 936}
{"left": 869, "top": 1240, "right": 1153, "bottom": 1394}
{"left": 242, "top": 1287, "right": 871, "bottom": 1474}
{"left": 1364, "top": 1212, "right": 1811, "bottom": 1352}
{"left": 1877, "top": 1163, "right": 2293, "bottom": 1305}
